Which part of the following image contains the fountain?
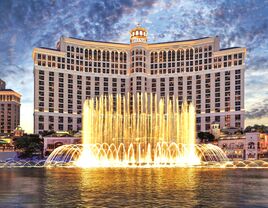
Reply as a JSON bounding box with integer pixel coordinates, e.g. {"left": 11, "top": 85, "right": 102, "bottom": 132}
{"left": 45, "top": 93, "right": 229, "bottom": 168}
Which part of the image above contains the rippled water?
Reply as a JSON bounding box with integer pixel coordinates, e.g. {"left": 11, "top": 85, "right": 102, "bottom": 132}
{"left": 0, "top": 168, "right": 267, "bottom": 207}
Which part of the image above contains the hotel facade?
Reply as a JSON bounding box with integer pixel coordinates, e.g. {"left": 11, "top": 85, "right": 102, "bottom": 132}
{"left": 32, "top": 25, "right": 246, "bottom": 134}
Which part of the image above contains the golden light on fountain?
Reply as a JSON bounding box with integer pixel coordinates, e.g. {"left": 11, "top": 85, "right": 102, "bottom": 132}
{"left": 45, "top": 93, "right": 229, "bottom": 168}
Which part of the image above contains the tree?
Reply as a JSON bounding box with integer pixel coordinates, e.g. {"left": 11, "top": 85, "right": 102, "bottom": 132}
{"left": 13, "top": 134, "right": 44, "bottom": 159}
{"left": 244, "top": 125, "right": 268, "bottom": 133}
{"left": 198, "top": 132, "right": 215, "bottom": 143}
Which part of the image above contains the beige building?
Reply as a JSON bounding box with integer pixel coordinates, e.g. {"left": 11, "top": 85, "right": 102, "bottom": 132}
{"left": 218, "top": 132, "right": 268, "bottom": 160}
{"left": 43, "top": 131, "right": 81, "bottom": 156}
{"left": 0, "top": 79, "right": 21, "bottom": 134}
{"left": 32, "top": 25, "right": 246, "bottom": 134}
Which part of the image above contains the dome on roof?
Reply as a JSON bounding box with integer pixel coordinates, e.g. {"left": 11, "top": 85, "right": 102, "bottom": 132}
{"left": 130, "top": 24, "right": 148, "bottom": 44}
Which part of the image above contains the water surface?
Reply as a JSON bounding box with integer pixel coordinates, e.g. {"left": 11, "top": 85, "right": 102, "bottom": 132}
{"left": 0, "top": 168, "right": 267, "bottom": 207}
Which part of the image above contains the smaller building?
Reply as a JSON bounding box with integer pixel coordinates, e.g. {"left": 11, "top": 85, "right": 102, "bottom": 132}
{"left": 217, "top": 130, "right": 268, "bottom": 160}
{"left": 218, "top": 135, "right": 245, "bottom": 160}
{"left": 245, "top": 132, "right": 268, "bottom": 160}
{"left": 43, "top": 131, "right": 81, "bottom": 156}
{"left": 0, "top": 80, "right": 21, "bottom": 134}
{"left": 13, "top": 126, "right": 25, "bottom": 138}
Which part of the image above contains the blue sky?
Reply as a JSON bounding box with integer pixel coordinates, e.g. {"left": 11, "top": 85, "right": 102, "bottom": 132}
{"left": 0, "top": 0, "right": 267, "bottom": 132}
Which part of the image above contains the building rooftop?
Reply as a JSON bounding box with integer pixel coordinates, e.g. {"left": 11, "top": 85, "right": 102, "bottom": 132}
{"left": 39, "top": 47, "right": 60, "bottom": 51}
{"left": 68, "top": 37, "right": 129, "bottom": 45}
{"left": 220, "top": 47, "right": 241, "bottom": 51}
{"left": 150, "top": 37, "right": 211, "bottom": 45}
{"left": 0, "top": 89, "right": 15, "bottom": 92}
{"left": 64, "top": 36, "right": 214, "bottom": 46}
{"left": 0, "top": 89, "right": 21, "bottom": 97}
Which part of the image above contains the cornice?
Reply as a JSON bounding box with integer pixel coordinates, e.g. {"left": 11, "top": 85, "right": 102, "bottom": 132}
{"left": 147, "top": 37, "right": 216, "bottom": 50}
{"left": 214, "top": 48, "right": 247, "bottom": 56}
{"left": 32, "top": 48, "right": 65, "bottom": 59}
{"left": 63, "top": 37, "right": 130, "bottom": 50}
{"left": 0, "top": 91, "right": 21, "bottom": 97}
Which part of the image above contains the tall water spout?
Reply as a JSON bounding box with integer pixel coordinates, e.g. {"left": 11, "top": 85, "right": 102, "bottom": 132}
{"left": 45, "top": 93, "right": 229, "bottom": 167}
{"left": 76, "top": 93, "right": 201, "bottom": 167}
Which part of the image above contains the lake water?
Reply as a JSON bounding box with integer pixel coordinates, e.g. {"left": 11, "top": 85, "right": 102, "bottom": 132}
{"left": 0, "top": 168, "right": 267, "bottom": 207}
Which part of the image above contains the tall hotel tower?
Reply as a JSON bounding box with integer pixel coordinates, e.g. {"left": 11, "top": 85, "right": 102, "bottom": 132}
{"left": 33, "top": 25, "right": 246, "bottom": 134}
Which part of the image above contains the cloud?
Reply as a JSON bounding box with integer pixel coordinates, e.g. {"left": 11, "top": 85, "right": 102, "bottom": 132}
{"left": 246, "top": 99, "right": 268, "bottom": 119}
{"left": 0, "top": 0, "right": 268, "bottom": 131}
{"left": 0, "top": 0, "right": 157, "bottom": 93}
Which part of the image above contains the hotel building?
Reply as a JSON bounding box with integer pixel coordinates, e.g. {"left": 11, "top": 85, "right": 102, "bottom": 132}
{"left": 0, "top": 79, "right": 21, "bottom": 134}
{"left": 32, "top": 25, "right": 246, "bottom": 134}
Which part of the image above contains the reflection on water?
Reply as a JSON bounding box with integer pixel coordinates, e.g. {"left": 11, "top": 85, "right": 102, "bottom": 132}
{"left": 0, "top": 168, "right": 267, "bottom": 207}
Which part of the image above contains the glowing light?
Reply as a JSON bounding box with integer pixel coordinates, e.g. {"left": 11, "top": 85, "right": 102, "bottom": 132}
{"left": 45, "top": 93, "right": 229, "bottom": 168}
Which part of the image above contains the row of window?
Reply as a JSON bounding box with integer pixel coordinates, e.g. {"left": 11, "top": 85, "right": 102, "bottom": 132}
{"left": 37, "top": 114, "right": 242, "bottom": 132}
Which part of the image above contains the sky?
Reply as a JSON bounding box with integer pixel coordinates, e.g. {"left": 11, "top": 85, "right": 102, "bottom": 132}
{"left": 0, "top": 0, "right": 268, "bottom": 133}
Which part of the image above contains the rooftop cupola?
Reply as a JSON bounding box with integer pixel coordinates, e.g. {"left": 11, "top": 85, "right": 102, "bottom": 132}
{"left": 130, "top": 24, "right": 148, "bottom": 44}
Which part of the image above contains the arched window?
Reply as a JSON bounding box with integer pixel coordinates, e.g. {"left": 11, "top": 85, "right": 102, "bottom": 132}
{"left": 159, "top": 51, "right": 163, "bottom": 62}
{"left": 123, "top": 52, "right": 127, "bottom": 62}
{"left": 172, "top": 50, "right": 175, "bottom": 62}
{"left": 190, "top": 49, "right": 194, "bottom": 59}
{"left": 55, "top": 142, "right": 63, "bottom": 148}
{"left": 102, "top": 51, "right": 106, "bottom": 61}
{"left": 248, "top": 142, "right": 255, "bottom": 149}
{"left": 94, "top": 50, "right": 97, "bottom": 60}
{"left": 85, "top": 49, "right": 88, "bottom": 59}
{"left": 67, "top": 46, "right": 70, "bottom": 51}
{"left": 186, "top": 49, "right": 190, "bottom": 60}
{"left": 150, "top": 52, "right": 154, "bottom": 63}
{"left": 97, "top": 50, "right": 101, "bottom": 61}
{"left": 181, "top": 50, "right": 184, "bottom": 60}
{"left": 177, "top": 50, "right": 181, "bottom": 61}
{"left": 88, "top": 49, "right": 92, "bottom": 60}
{"left": 120, "top": 52, "right": 124, "bottom": 62}
{"left": 115, "top": 51, "right": 118, "bottom": 62}
{"left": 168, "top": 51, "right": 172, "bottom": 62}
{"left": 163, "top": 51, "right": 167, "bottom": 62}
{"left": 107, "top": 51, "right": 110, "bottom": 61}
{"left": 111, "top": 51, "right": 115, "bottom": 62}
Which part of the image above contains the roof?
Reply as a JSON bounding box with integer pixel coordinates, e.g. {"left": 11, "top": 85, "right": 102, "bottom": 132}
{"left": 66, "top": 36, "right": 213, "bottom": 46}
{"left": 0, "top": 89, "right": 14, "bottom": 92}
{"left": 220, "top": 47, "right": 241, "bottom": 51}
{"left": 0, "top": 89, "right": 21, "bottom": 97}
{"left": 149, "top": 37, "right": 211, "bottom": 45}
{"left": 68, "top": 37, "right": 129, "bottom": 45}
{"left": 39, "top": 47, "right": 60, "bottom": 51}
